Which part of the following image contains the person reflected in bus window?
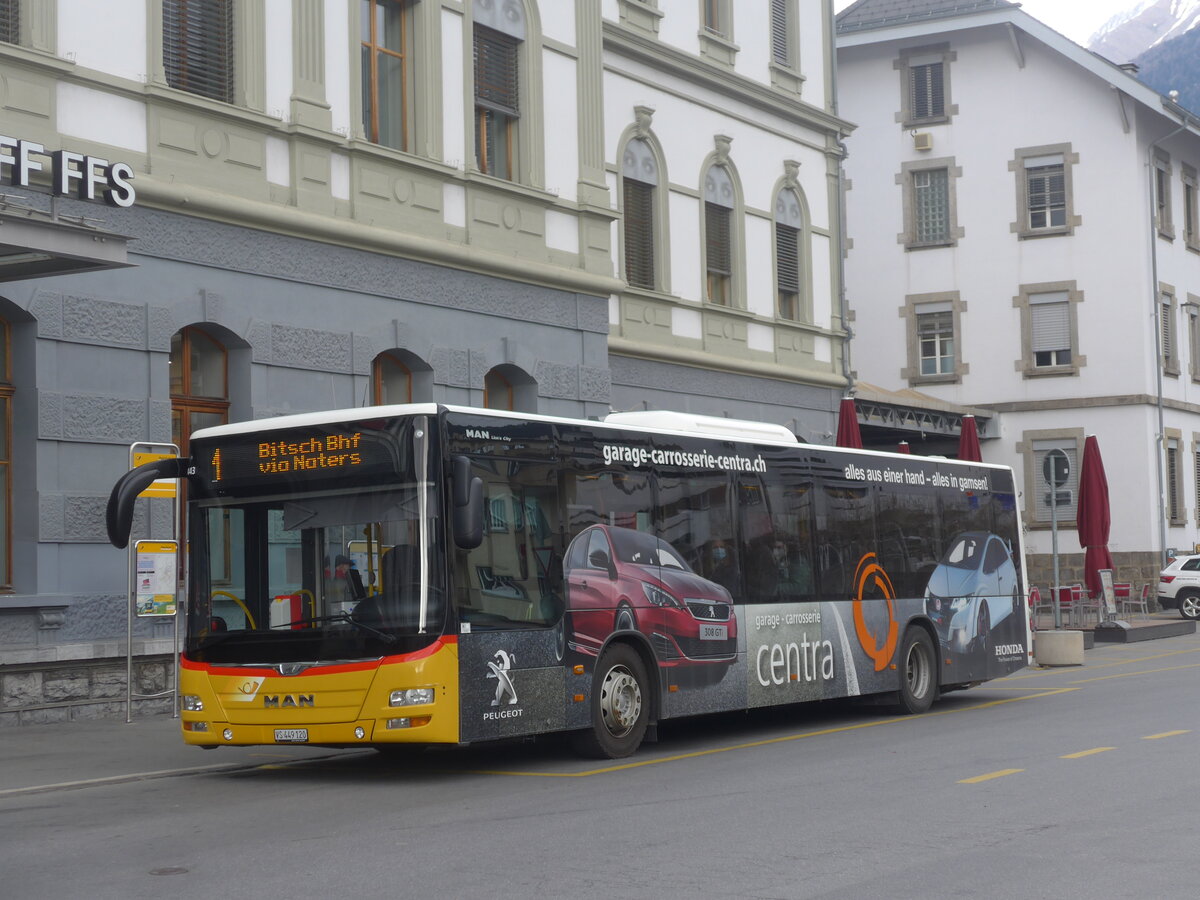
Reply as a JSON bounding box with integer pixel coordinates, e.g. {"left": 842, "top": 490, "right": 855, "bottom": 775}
{"left": 709, "top": 539, "right": 741, "bottom": 596}
{"left": 334, "top": 554, "right": 366, "bottom": 605}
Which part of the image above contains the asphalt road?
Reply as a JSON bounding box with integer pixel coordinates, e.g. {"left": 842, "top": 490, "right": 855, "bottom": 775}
{"left": 2, "top": 633, "right": 1197, "bottom": 899}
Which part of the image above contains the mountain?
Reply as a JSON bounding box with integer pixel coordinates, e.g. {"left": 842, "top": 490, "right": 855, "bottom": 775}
{"left": 1084, "top": 0, "right": 1200, "bottom": 113}
{"left": 1134, "top": 26, "right": 1200, "bottom": 111}
{"left": 1088, "top": 0, "right": 1200, "bottom": 61}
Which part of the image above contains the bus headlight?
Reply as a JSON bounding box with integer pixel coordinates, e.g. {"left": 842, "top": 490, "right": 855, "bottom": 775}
{"left": 390, "top": 688, "right": 435, "bottom": 707}
{"left": 182, "top": 695, "right": 204, "bottom": 712}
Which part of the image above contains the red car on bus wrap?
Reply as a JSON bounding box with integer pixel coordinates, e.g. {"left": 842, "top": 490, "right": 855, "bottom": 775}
{"left": 563, "top": 525, "right": 737, "bottom": 680}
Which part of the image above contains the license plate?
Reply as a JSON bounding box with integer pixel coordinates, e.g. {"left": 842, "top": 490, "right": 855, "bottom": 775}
{"left": 698, "top": 624, "right": 727, "bottom": 641}
{"left": 274, "top": 728, "right": 308, "bottom": 743}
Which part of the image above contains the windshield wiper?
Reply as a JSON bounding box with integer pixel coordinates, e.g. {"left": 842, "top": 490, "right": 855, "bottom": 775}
{"left": 279, "top": 612, "right": 398, "bottom": 646}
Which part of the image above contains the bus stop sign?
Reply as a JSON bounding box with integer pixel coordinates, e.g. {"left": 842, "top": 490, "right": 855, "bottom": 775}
{"left": 1043, "top": 449, "right": 1070, "bottom": 488}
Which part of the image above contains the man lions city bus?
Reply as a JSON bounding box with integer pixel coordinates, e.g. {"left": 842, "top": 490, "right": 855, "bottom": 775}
{"left": 107, "top": 405, "right": 1032, "bottom": 759}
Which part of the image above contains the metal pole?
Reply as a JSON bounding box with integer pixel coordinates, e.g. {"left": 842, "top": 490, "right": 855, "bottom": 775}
{"left": 1051, "top": 485, "right": 1061, "bottom": 630}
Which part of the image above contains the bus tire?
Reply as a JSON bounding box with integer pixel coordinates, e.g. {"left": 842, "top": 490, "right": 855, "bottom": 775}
{"left": 571, "top": 643, "right": 649, "bottom": 759}
{"left": 893, "top": 627, "right": 936, "bottom": 715}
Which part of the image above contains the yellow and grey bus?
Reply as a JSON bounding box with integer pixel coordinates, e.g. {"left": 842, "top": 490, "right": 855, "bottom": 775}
{"left": 107, "top": 405, "right": 1032, "bottom": 759}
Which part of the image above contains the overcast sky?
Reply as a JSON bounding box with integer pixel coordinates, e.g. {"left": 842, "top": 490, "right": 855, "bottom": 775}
{"left": 833, "top": 0, "right": 1142, "bottom": 46}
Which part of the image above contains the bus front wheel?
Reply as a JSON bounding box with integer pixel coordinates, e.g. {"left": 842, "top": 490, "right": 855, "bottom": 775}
{"left": 572, "top": 643, "right": 649, "bottom": 759}
{"left": 893, "top": 627, "right": 937, "bottom": 715}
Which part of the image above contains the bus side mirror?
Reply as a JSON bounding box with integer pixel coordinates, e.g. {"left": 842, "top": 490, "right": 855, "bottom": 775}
{"left": 451, "top": 456, "right": 484, "bottom": 550}
{"left": 106, "top": 457, "right": 191, "bottom": 549}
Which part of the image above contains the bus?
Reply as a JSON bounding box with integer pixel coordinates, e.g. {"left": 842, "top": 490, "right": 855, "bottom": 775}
{"left": 106, "top": 404, "right": 1033, "bottom": 759}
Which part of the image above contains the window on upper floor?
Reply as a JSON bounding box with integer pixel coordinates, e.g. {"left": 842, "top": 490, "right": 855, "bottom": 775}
{"left": 1167, "top": 434, "right": 1184, "bottom": 523}
{"left": 1183, "top": 165, "right": 1199, "bottom": 251}
{"left": 1155, "top": 151, "right": 1174, "bottom": 239}
{"left": 1016, "top": 283, "right": 1084, "bottom": 378}
{"left": 473, "top": 0, "right": 525, "bottom": 181}
{"left": 361, "top": 0, "right": 411, "bottom": 151}
{"left": 896, "top": 45, "right": 955, "bottom": 128}
{"left": 704, "top": 165, "right": 735, "bottom": 306}
{"left": 163, "top": 0, "right": 234, "bottom": 105}
{"left": 1162, "top": 288, "right": 1179, "bottom": 377}
{"left": 1188, "top": 297, "right": 1200, "bottom": 382}
{"left": 774, "top": 188, "right": 805, "bottom": 321}
{"left": 900, "top": 159, "right": 961, "bottom": 250}
{"left": 914, "top": 168, "right": 949, "bottom": 243}
{"left": 1011, "top": 145, "right": 1078, "bottom": 239}
{"left": 622, "top": 139, "right": 658, "bottom": 291}
{"left": 698, "top": 0, "right": 736, "bottom": 67}
{"left": 0, "top": 0, "right": 18, "bottom": 44}
{"left": 170, "top": 326, "right": 229, "bottom": 455}
{"left": 768, "top": 0, "right": 802, "bottom": 92}
{"left": 902, "top": 293, "right": 964, "bottom": 385}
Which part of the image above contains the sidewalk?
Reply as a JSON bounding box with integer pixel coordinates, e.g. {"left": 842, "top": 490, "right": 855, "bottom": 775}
{"left": 0, "top": 715, "right": 346, "bottom": 796}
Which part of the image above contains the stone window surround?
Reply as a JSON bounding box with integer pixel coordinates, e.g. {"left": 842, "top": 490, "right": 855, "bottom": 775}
{"left": 1, "top": 0, "right": 55, "bottom": 54}
{"left": 147, "top": 0, "right": 267, "bottom": 113}
{"left": 617, "top": 0, "right": 663, "bottom": 37}
{"left": 1154, "top": 149, "right": 1174, "bottom": 240}
{"left": 1183, "top": 163, "right": 1199, "bottom": 252}
{"left": 698, "top": 137, "right": 747, "bottom": 310}
{"left": 1192, "top": 431, "right": 1200, "bottom": 526}
{"left": 1187, "top": 293, "right": 1200, "bottom": 383}
{"left": 894, "top": 43, "right": 957, "bottom": 129}
{"left": 897, "top": 157, "right": 963, "bottom": 250}
{"left": 771, "top": 166, "right": 813, "bottom": 325}
{"left": 768, "top": 0, "right": 804, "bottom": 95}
{"left": 465, "top": 0, "right": 546, "bottom": 190}
{"left": 1166, "top": 427, "right": 1185, "bottom": 524}
{"left": 1017, "top": 427, "right": 1084, "bottom": 530}
{"left": 698, "top": 0, "right": 739, "bottom": 68}
{"left": 900, "top": 291, "right": 968, "bottom": 385}
{"left": 1162, "top": 282, "right": 1180, "bottom": 378}
{"left": 1013, "top": 280, "right": 1086, "bottom": 378}
{"left": 616, "top": 108, "right": 673, "bottom": 294}
{"left": 1009, "top": 143, "right": 1081, "bottom": 239}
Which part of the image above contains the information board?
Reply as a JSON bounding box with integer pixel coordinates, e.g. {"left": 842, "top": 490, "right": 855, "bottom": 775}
{"left": 134, "top": 541, "right": 178, "bottom": 617}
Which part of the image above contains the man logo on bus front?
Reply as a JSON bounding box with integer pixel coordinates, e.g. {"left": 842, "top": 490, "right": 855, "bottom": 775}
{"left": 487, "top": 650, "right": 518, "bottom": 706}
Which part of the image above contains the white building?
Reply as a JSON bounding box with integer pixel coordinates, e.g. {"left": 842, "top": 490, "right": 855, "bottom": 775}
{"left": 836, "top": 0, "right": 1200, "bottom": 587}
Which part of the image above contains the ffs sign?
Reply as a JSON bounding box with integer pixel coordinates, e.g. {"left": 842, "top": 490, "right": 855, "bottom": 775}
{"left": 0, "top": 135, "right": 135, "bottom": 208}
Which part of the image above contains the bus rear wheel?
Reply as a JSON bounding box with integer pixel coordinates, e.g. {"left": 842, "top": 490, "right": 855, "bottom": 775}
{"left": 893, "top": 628, "right": 937, "bottom": 715}
{"left": 572, "top": 643, "right": 649, "bottom": 759}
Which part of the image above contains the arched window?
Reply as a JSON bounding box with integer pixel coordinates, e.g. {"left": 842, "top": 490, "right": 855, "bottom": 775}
{"left": 473, "top": 0, "right": 526, "bottom": 180}
{"left": 0, "top": 316, "right": 11, "bottom": 588}
{"left": 483, "top": 368, "right": 513, "bottom": 410}
{"left": 775, "top": 188, "right": 804, "bottom": 321}
{"left": 373, "top": 351, "right": 412, "bottom": 404}
{"left": 704, "top": 165, "right": 735, "bottom": 306}
{"left": 622, "top": 138, "right": 658, "bottom": 290}
{"left": 170, "top": 326, "right": 229, "bottom": 456}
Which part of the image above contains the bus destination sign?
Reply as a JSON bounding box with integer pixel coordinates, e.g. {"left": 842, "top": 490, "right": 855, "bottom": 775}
{"left": 193, "top": 425, "right": 403, "bottom": 493}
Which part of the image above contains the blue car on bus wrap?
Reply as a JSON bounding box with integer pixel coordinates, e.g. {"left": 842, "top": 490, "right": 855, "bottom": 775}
{"left": 923, "top": 531, "right": 1021, "bottom": 655}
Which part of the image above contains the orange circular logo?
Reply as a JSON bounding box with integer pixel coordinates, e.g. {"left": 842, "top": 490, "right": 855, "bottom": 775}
{"left": 852, "top": 553, "right": 899, "bottom": 672}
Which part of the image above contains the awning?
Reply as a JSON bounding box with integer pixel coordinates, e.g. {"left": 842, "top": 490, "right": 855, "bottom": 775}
{"left": 850, "top": 380, "right": 995, "bottom": 452}
{"left": 0, "top": 199, "right": 133, "bottom": 282}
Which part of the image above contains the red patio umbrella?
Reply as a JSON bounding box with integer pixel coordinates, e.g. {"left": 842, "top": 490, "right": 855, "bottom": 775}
{"left": 957, "top": 414, "right": 982, "bottom": 462}
{"left": 897, "top": 442, "right": 911, "bottom": 454}
{"left": 835, "top": 397, "right": 863, "bottom": 449}
{"left": 1076, "top": 434, "right": 1114, "bottom": 600}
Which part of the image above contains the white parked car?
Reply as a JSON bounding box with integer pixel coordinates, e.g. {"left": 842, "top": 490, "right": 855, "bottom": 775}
{"left": 1157, "top": 554, "right": 1200, "bottom": 620}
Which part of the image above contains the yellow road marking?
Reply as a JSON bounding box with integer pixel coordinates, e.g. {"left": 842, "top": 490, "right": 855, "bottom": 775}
{"left": 1060, "top": 747, "right": 1115, "bottom": 759}
{"left": 466, "top": 687, "right": 1078, "bottom": 778}
{"left": 1002, "top": 645, "right": 1200, "bottom": 680}
{"left": 1143, "top": 730, "right": 1191, "bottom": 740}
{"left": 1066, "top": 662, "right": 1200, "bottom": 685}
{"left": 959, "top": 769, "right": 1023, "bottom": 784}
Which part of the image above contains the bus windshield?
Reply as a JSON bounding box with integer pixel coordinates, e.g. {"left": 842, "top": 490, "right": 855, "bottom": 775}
{"left": 187, "top": 483, "right": 444, "bottom": 664}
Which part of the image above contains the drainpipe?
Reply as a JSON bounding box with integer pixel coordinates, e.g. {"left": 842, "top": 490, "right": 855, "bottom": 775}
{"left": 829, "top": 2, "right": 853, "bottom": 394}
{"left": 1149, "top": 100, "right": 1190, "bottom": 566}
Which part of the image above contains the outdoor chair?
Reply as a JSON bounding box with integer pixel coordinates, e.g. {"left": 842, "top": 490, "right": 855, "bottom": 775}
{"left": 1051, "top": 585, "right": 1078, "bottom": 628}
{"left": 1111, "top": 583, "right": 1132, "bottom": 620}
{"left": 1121, "top": 583, "right": 1151, "bottom": 619}
{"left": 1030, "top": 586, "right": 1053, "bottom": 628}
{"left": 1072, "top": 583, "right": 1102, "bottom": 627}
